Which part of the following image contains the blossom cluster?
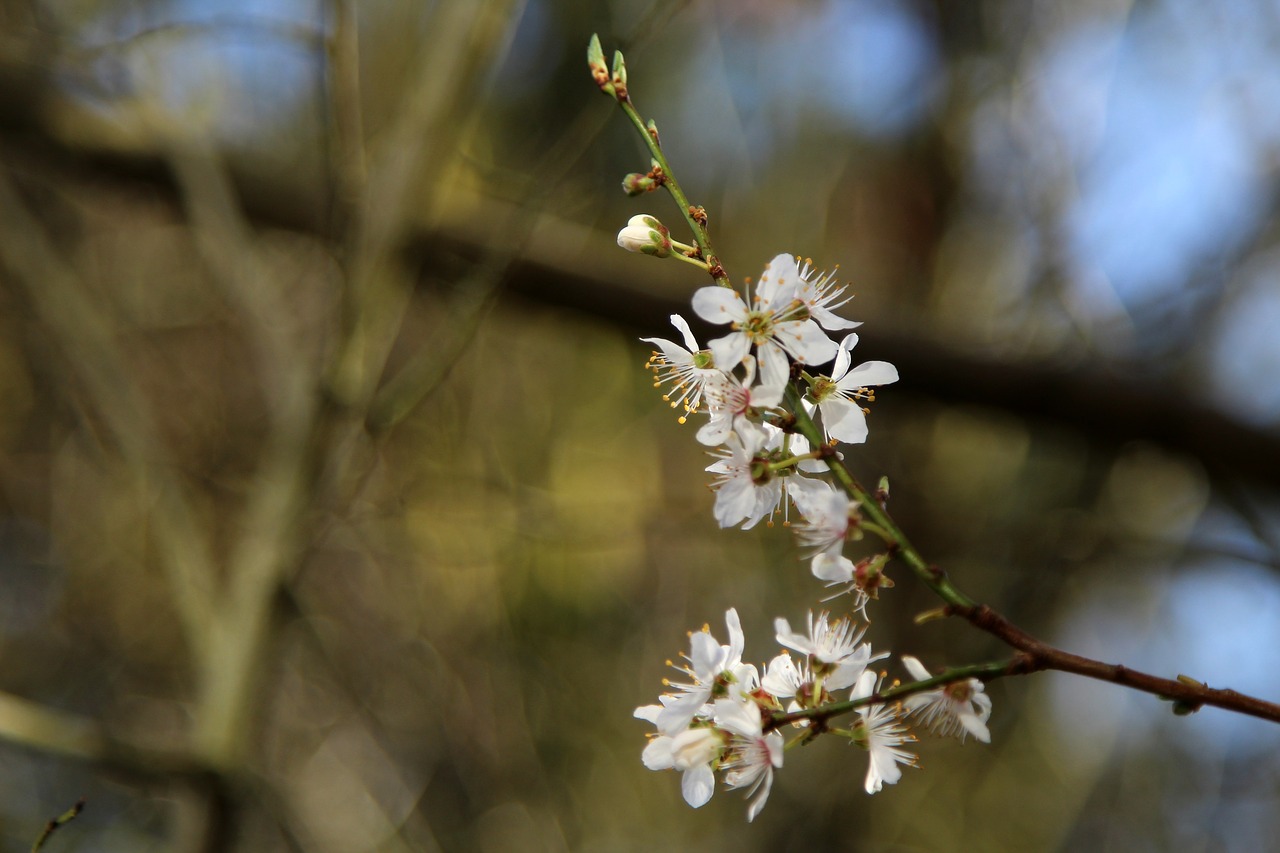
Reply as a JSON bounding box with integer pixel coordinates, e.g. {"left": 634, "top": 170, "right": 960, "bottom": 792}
{"left": 635, "top": 609, "right": 992, "bottom": 820}
{"left": 642, "top": 251, "right": 898, "bottom": 597}
{"left": 627, "top": 247, "right": 993, "bottom": 819}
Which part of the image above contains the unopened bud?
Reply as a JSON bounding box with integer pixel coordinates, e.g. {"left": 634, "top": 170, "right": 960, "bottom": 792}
{"left": 617, "top": 214, "right": 671, "bottom": 258}
{"left": 587, "top": 34, "right": 614, "bottom": 97}
{"left": 622, "top": 173, "right": 657, "bottom": 196}
{"left": 610, "top": 49, "right": 628, "bottom": 94}
{"left": 623, "top": 161, "right": 664, "bottom": 195}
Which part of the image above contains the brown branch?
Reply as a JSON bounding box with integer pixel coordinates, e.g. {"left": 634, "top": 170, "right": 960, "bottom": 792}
{"left": 950, "top": 603, "right": 1280, "bottom": 723}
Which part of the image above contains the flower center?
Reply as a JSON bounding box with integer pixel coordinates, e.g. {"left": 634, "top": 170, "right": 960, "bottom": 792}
{"left": 740, "top": 310, "right": 774, "bottom": 345}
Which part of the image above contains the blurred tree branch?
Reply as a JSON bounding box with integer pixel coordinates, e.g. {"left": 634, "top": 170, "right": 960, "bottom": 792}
{"left": 3, "top": 55, "right": 1276, "bottom": 490}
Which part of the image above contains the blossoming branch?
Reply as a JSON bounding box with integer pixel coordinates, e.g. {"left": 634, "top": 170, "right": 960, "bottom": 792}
{"left": 587, "top": 33, "right": 1280, "bottom": 823}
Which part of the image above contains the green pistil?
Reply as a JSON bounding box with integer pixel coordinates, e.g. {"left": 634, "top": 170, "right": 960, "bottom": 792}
{"left": 808, "top": 375, "right": 835, "bottom": 403}
{"left": 742, "top": 312, "right": 773, "bottom": 344}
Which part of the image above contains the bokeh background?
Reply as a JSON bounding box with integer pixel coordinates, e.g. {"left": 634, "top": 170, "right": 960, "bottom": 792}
{"left": 1, "top": 0, "right": 1279, "bottom": 850}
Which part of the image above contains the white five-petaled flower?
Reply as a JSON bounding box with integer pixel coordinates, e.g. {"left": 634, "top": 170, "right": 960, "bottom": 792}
{"left": 760, "top": 651, "right": 821, "bottom": 728}
{"left": 655, "top": 608, "right": 754, "bottom": 735}
{"left": 900, "top": 655, "right": 992, "bottom": 744}
{"left": 642, "top": 314, "right": 721, "bottom": 425}
{"left": 851, "top": 669, "right": 918, "bottom": 794}
{"left": 774, "top": 611, "right": 885, "bottom": 691}
{"left": 808, "top": 332, "right": 899, "bottom": 445}
{"left": 761, "top": 651, "right": 807, "bottom": 702}
{"left": 713, "top": 698, "right": 784, "bottom": 821}
{"left": 692, "top": 253, "right": 840, "bottom": 387}
{"left": 706, "top": 432, "right": 782, "bottom": 530}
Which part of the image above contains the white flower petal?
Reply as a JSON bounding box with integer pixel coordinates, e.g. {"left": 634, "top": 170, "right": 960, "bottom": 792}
{"left": 775, "top": 320, "right": 839, "bottom": 366}
{"left": 692, "top": 286, "right": 746, "bottom": 325}
{"left": 821, "top": 398, "right": 870, "bottom": 444}
{"left": 838, "top": 360, "right": 899, "bottom": 390}
{"left": 642, "top": 736, "right": 675, "bottom": 770}
{"left": 900, "top": 655, "right": 931, "bottom": 683}
{"left": 756, "top": 344, "right": 791, "bottom": 388}
{"left": 745, "top": 769, "right": 773, "bottom": 822}
{"left": 960, "top": 712, "right": 992, "bottom": 744}
{"left": 681, "top": 764, "right": 716, "bottom": 808}
{"left": 725, "top": 608, "right": 745, "bottom": 664}
{"left": 758, "top": 253, "right": 798, "bottom": 300}
{"left": 812, "top": 552, "right": 855, "bottom": 583}
{"left": 811, "top": 306, "right": 860, "bottom": 330}
{"left": 669, "top": 314, "right": 700, "bottom": 352}
{"left": 762, "top": 653, "right": 802, "bottom": 698}
{"left": 709, "top": 332, "right": 752, "bottom": 374}
{"left": 634, "top": 704, "right": 663, "bottom": 725}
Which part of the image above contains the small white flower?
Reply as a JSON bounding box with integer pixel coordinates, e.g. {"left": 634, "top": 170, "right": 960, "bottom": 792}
{"left": 900, "top": 655, "right": 992, "bottom": 744}
{"left": 642, "top": 315, "right": 721, "bottom": 424}
{"left": 713, "top": 698, "right": 784, "bottom": 821}
{"left": 692, "top": 253, "right": 840, "bottom": 386}
{"left": 851, "top": 669, "right": 918, "bottom": 794}
{"left": 655, "top": 609, "right": 754, "bottom": 734}
{"left": 774, "top": 611, "right": 885, "bottom": 691}
{"left": 706, "top": 432, "right": 782, "bottom": 530}
{"left": 809, "top": 333, "right": 899, "bottom": 445}
{"left": 760, "top": 651, "right": 822, "bottom": 729}
{"left": 761, "top": 652, "right": 806, "bottom": 701}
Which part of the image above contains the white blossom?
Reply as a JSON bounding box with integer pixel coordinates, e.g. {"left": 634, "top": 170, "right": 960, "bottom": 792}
{"left": 654, "top": 609, "right": 755, "bottom": 735}
{"left": 642, "top": 315, "right": 721, "bottom": 424}
{"left": 851, "top": 670, "right": 918, "bottom": 794}
{"left": 900, "top": 655, "right": 992, "bottom": 744}
{"left": 809, "top": 333, "right": 898, "bottom": 445}
{"left": 774, "top": 611, "right": 885, "bottom": 691}
{"left": 706, "top": 432, "right": 782, "bottom": 530}
{"left": 692, "top": 253, "right": 840, "bottom": 386}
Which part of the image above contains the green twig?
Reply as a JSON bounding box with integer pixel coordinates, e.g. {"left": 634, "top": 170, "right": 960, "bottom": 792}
{"left": 32, "top": 798, "right": 85, "bottom": 853}
{"left": 783, "top": 384, "right": 976, "bottom": 608}
{"left": 766, "top": 660, "right": 1017, "bottom": 731}
{"left": 590, "top": 35, "right": 730, "bottom": 286}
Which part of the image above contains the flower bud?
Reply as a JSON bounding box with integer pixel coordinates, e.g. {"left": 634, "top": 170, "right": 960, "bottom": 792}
{"left": 617, "top": 214, "right": 671, "bottom": 258}
{"left": 587, "top": 35, "right": 613, "bottom": 95}
{"left": 622, "top": 173, "right": 657, "bottom": 196}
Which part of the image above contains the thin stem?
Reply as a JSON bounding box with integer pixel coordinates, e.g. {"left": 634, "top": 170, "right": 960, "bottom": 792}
{"left": 616, "top": 98, "right": 731, "bottom": 287}
{"left": 31, "top": 798, "right": 86, "bottom": 853}
{"left": 767, "top": 660, "right": 1014, "bottom": 731}
{"left": 783, "top": 384, "right": 975, "bottom": 608}
{"left": 669, "top": 251, "right": 711, "bottom": 272}
{"left": 782, "top": 384, "right": 1280, "bottom": 724}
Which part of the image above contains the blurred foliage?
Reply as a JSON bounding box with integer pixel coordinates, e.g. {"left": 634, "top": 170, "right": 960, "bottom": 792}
{"left": 0, "top": 0, "right": 1278, "bottom": 851}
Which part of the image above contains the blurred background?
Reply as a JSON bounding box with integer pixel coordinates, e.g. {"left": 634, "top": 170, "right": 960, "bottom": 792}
{"left": 0, "top": 0, "right": 1279, "bottom": 850}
